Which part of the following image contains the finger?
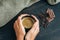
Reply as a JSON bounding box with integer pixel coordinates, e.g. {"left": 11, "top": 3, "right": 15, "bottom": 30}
{"left": 19, "top": 14, "right": 29, "bottom": 19}
{"left": 26, "top": 15, "right": 39, "bottom": 34}
{"left": 14, "top": 22, "right": 16, "bottom": 32}
{"left": 31, "top": 22, "right": 38, "bottom": 32}
{"left": 14, "top": 21, "right": 19, "bottom": 33}
{"left": 30, "top": 15, "right": 39, "bottom": 32}
{"left": 26, "top": 22, "right": 39, "bottom": 40}
{"left": 33, "top": 25, "right": 39, "bottom": 38}
{"left": 14, "top": 22, "right": 17, "bottom": 35}
{"left": 14, "top": 21, "right": 18, "bottom": 30}
{"left": 17, "top": 17, "right": 26, "bottom": 34}
{"left": 31, "top": 15, "right": 39, "bottom": 22}
{"left": 27, "top": 22, "right": 37, "bottom": 34}
{"left": 34, "top": 23, "right": 39, "bottom": 34}
{"left": 29, "top": 21, "right": 39, "bottom": 34}
{"left": 17, "top": 17, "right": 22, "bottom": 27}
{"left": 18, "top": 14, "right": 29, "bottom": 27}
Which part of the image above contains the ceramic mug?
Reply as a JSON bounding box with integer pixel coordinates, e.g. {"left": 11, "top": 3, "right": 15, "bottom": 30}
{"left": 47, "top": 0, "right": 60, "bottom": 5}
{"left": 22, "top": 16, "right": 35, "bottom": 32}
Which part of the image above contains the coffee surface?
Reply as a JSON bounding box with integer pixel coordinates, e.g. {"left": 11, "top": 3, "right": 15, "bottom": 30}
{"left": 22, "top": 17, "right": 35, "bottom": 29}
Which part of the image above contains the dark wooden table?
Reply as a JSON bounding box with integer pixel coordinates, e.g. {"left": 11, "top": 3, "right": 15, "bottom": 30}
{"left": 0, "top": 0, "right": 60, "bottom": 40}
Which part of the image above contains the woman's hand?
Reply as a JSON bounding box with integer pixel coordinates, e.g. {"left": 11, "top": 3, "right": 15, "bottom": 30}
{"left": 25, "top": 15, "right": 40, "bottom": 40}
{"left": 14, "top": 14, "right": 28, "bottom": 40}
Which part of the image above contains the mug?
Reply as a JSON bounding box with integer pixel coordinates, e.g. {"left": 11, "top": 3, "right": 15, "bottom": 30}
{"left": 22, "top": 16, "right": 35, "bottom": 32}
{"left": 47, "top": 0, "right": 60, "bottom": 5}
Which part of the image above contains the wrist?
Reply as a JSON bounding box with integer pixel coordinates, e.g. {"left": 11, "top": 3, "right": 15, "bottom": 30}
{"left": 17, "top": 35, "right": 24, "bottom": 40}
{"left": 25, "top": 38, "right": 34, "bottom": 40}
